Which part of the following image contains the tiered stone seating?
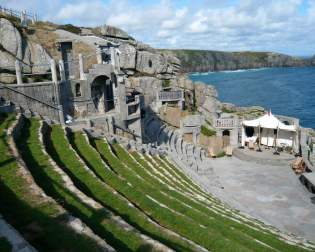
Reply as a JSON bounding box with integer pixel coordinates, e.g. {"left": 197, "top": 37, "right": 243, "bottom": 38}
{"left": 2, "top": 113, "right": 315, "bottom": 252}
{"left": 0, "top": 114, "right": 106, "bottom": 252}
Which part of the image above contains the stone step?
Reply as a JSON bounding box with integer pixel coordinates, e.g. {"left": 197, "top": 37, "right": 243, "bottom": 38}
{"left": 0, "top": 215, "right": 37, "bottom": 252}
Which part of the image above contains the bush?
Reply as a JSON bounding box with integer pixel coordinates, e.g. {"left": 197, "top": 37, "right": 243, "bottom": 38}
{"left": 162, "top": 79, "right": 171, "bottom": 88}
{"left": 216, "top": 151, "right": 226, "bottom": 158}
{"left": 201, "top": 125, "right": 216, "bottom": 137}
{"left": 221, "top": 106, "right": 236, "bottom": 113}
{"left": 58, "top": 24, "right": 81, "bottom": 34}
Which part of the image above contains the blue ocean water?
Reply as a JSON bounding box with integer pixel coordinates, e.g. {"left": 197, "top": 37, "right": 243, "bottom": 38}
{"left": 189, "top": 67, "right": 315, "bottom": 128}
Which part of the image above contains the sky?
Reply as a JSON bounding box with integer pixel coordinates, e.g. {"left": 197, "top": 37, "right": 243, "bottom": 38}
{"left": 1, "top": 0, "right": 315, "bottom": 56}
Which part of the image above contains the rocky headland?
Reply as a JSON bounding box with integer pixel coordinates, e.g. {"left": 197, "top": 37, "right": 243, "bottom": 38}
{"left": 161, "top": 49, "right": 315, "bottom": 73}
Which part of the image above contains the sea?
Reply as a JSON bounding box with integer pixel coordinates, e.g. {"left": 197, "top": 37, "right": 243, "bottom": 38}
{"left": 189, "top": 67, "right": 315, "bottom": 129}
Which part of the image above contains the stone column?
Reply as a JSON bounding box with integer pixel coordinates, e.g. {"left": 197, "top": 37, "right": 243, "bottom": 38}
{"left": 15, "top": 60, "right": 23, "bottom": 85}
{"left": 110, "top": 47, "right": 116, "bottom": 67}
{"left": 96, "top": 47, "right": 102, "bottom": 64}
{"left": 78, "top": 54, "right": 86, "bottom": 80}
{"left": 58, "top": 60, "right": 66, "bottom": 82}
{"left": 51, "top": 59, "right": 65, "bottom": 124}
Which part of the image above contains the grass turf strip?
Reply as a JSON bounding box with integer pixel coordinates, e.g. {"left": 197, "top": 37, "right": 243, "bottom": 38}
{"left": 47, "top": 125, "right": 198, "bottom": 252}
{"left": 108, "top": 141, "right": 310, "bottom": 252}
{"left": 93, "top": 137, "right": 307, "bottom": 252}
{"left": 16, "top": 118, "right": 156, "bottom": 252}
{"left": 0, "top": 115, "right": 102, "bottom": 252}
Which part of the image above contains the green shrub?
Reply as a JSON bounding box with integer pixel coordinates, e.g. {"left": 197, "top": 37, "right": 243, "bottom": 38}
{"left": 162, "top": 79, "right": 171, "bottom": 88}
{"left": 58, "top": 24, "right": 81, "bottom": 34}
{"left": 221, "top": 106, "right": 236, "bottom": 113}
{"left": 201, "top": 125, "right": 216, "bottom": 137}
{"left": 216, "top": 151, "right": 226, "bottom": 158}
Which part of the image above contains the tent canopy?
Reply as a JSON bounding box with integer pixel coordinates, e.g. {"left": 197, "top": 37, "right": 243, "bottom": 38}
{"left": 242, "top": 112, "right": 296, "bottom": 131}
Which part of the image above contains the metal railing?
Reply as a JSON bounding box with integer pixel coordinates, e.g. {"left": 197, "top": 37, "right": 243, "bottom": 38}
{"left": 0, "top": 6, "right": 38, "bottom": 25}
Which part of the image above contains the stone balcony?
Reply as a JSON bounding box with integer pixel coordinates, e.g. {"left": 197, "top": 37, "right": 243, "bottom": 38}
{"left": 215, "top": 118, "right": 239, "bottom": 128}
{"left": 157, "top": 90, "right": 183, "bottom": 102}
{"left": 126, "top": 95, "right": 141, "bottom": 120}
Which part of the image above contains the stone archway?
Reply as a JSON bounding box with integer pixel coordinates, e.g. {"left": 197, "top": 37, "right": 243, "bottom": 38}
{"left": 90, "top": 75, "right": 114, "bottom": 114}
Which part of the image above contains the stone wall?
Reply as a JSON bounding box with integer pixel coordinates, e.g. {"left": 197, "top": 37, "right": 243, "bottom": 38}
{"left": 0, "top": 82, "right": 60, "bottom": 121}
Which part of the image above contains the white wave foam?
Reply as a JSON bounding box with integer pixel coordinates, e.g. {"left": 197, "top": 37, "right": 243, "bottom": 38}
{"left": 190, "top": 67, "right": 269, "bottom": 76}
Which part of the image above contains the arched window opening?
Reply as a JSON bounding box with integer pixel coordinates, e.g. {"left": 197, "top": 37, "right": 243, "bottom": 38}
{"left": 75, "top": 83, "right": 82, "bottom": 97}
{"left": 148, "top": 59, "right": 152, "bottom": 68}
{"left": 91, "top": 75, "right": 114, "bottom": 113}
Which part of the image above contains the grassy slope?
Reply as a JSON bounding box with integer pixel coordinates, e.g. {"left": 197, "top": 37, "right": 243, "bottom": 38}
{"left": 93, "top": 138, "right": 309, "bottom": 252}
{"left": 0, "top": 115, "right": 100, "bottom": 252}
{"left": 48, "top": 125, "right": 204, "bottom": 251}
{"left": 69, "top": 131, "right": 198, "bottom": 252}
{"left": 110, "top": 142, "right": 311, "bottom": 252}
{"left": 16, "top": 118, "right": 151, "bottom": 252}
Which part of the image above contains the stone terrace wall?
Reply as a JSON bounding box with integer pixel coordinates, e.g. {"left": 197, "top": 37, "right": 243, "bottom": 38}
{"left": 0, "top": 82, "right": 60, "bottom": 121}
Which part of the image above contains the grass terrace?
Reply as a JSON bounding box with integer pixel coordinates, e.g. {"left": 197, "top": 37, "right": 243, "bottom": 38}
{"left": 93, "top": 138, "right": 311, "bottom": 252}
{"left": 0, "top": 114, "right": 313, "bottom": 252}
{"left": 0, "top": 115, "right": 102, "bottom": 252}
{"left": 16, "top": 118, "right": 158, "bottom": 252}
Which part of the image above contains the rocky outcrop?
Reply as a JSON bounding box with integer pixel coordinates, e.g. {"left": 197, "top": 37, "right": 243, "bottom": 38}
{"left": 0, "top": 18, "right": 23, "bottom": 59}
{"left": 98, "top": 25, "right": 133, "bottom": 40}
{"left": 127, "top": 76, "right": 162, "bottom": 106}
{"left": 162, "top": 49, "right": 314, "bottom": 73}
{"left": 0, "top": 17, "right": 51, "bottom": 83}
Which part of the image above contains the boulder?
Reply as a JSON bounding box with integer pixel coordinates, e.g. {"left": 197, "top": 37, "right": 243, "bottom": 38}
{"left": 175, "top": 75, "right": 194, "bottom": 90}
{"left": 0, "top": 73, "right": 16, "bottom": 84}
{"left": 127, "top": 76, "right": 162, "bottom": 106}
{"left": 0, "top": 51, "right": 16, "bottom": 71}
{"left": 0, "top": 18, "right": 22, "bottom": 59}
{"left": 100, "top": 25, "right": 131, "bottom": 40}
{"left": 29, "top": 41, "right": 51, "bottom": 73}
{"left": 119, "top": 43, "right": 136, "bottom": 69}
{"left": 136, "top": 51, "right": 166, "bottom": 75}
{"left": 194, "top": 82, "right": 217, "bottom": 106}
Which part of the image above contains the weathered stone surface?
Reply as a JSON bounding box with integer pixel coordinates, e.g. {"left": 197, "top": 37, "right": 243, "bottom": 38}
{"left": 100, "top": 25, "right": 131, "bottom": 39}
{"left": 0, "top": 50, "right": 16, "bottom": 70}
{"left": 0, "top": 18, "right": 22, "bottom": 59}
{"left": 119, "top": 43, "right": 136, "bottom": 69}
{"left": 174, "top": 75, "right": 194, "bottom": 90}
{"left": 194, "top": 82, "right": 217, "bottom": 108}
{"left": 29, "top": 41, "right": 51, "bottom": 72}
{"left": 0, "top": 18, "right": 50, "bottom": 75}
{"left": 136, "top": 51, "right": 166, "bottom": 75}
{"left": 0, "top": 73, "right": 16, "bottom": 84}
{"left": 127, "top": 76, "right": 162, "bottom": 106}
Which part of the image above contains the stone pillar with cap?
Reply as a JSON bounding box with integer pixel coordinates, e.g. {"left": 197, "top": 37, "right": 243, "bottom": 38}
{"left": 15, "top": 60, "right": 23, "bottom": 85}
{"left": 51, "top": 59, "right": 65, "bottom": 124}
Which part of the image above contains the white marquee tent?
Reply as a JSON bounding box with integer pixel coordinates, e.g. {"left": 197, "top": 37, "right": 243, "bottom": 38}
{"left": 241, "top": 112, "right": 299, "bottom": 150}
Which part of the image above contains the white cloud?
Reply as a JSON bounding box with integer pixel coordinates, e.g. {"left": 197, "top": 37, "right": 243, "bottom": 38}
{"left": 1, "top": 0, "right": 314, "bottom": 55}
{"left": 161, "top": 7, "right": 187, "bottom": 29}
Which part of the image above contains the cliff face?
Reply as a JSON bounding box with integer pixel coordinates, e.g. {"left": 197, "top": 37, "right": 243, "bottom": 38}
{"left": 162, "top": 49, "right": 314, "bottom": 73}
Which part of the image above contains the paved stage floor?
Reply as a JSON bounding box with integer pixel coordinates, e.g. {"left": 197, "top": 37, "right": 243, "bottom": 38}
{"left": 171, "top": 151, "right": 315, "bottom": 243}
